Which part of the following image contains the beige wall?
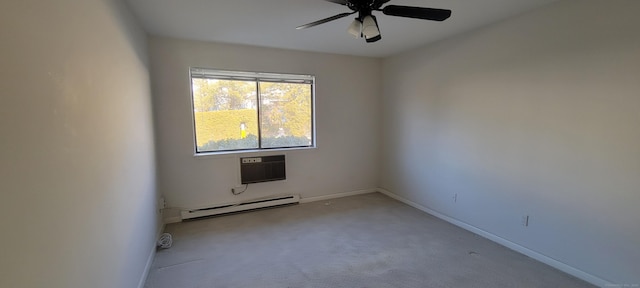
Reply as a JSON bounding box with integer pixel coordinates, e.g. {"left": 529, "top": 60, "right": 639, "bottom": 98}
{"left": 381, "top": 0, "right": 640, "bottom": 285}
{"left": 0, "top": 1, "right": 158, "bottom": 287}
{"left": 149, "top": 37, "right": 381, "bottom": 217}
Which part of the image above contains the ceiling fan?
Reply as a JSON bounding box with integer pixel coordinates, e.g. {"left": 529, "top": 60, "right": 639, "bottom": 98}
{"left": 296, "top": 0, "right": 452, "bottom": 43}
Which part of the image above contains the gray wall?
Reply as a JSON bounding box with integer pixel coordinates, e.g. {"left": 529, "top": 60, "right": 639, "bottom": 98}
{"left": 149, "top": 37, "right": 381, "bottom": 218}
{"left": 380, "top": 0, "right": 640, "bottom": 285}
{"left": 0, "top": 0, "right": 159, "bottom": 287}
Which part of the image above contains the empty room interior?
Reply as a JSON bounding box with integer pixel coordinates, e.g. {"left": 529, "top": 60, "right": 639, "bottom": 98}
{"left": 1, "top": 0, "right": 639, "bottom": 287}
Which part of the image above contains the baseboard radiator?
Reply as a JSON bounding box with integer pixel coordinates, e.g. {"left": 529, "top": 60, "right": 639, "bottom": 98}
{"left": 180, "top": 195, "right": 300, "bottom": 220}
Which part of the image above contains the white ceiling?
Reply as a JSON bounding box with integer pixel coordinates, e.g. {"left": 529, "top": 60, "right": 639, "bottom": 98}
{"left": 125, "top": 0, "right": 560, "bottom": 58}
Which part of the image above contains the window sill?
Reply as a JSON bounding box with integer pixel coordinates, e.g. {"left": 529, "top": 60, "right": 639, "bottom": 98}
{"left": 193, "top": 146, "right": 317, "bottom": 158}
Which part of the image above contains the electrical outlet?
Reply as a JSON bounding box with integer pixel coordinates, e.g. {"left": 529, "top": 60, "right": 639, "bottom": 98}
{"left": 522, "top": 215, "right": 529, "bottom": 227}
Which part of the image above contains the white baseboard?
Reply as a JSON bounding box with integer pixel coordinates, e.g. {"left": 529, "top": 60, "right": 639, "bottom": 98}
{"left": 377, "top": 188, "right": 610, "bottom": 287}
{"left": 136, "top": 226, "right": 163, "bottom": 288}
{"left": 162, "top": 189, "right": 377, "bottom": 224}
{"left": 137, "top": 218, "right": 167, "bottom": 288}
{"left": 137, "top": 243, "right": 155, "bottom": 288}
{"left": 300, "top": 188, "right": 377, "bottom": 203}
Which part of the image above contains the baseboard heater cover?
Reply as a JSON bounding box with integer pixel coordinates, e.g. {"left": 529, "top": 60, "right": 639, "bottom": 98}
{"left": 180, "top": 195, "right": 300, "bottom": 220}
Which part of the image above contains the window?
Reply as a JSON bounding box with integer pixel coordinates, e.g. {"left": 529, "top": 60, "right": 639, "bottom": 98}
{"left": 190, "top": 68, "right": 315, "bottom": 154}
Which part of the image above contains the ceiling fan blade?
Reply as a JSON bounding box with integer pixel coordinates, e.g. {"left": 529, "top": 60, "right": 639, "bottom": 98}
{"left": 296, "top": 12, "right": 355, "bottom": 30}
{"left": 382, "top": 5, "right": 452, "bottom": 21}
{"left": 325, "top": 0, "right": 348, "bottom": 5}
{"left": 372, "top": 0, "right": 391, "bottom": 9}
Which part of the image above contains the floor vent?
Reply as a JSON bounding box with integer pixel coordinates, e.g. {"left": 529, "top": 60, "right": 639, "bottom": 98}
{"left": 180, "top": 195, "right": 300, "bottom": 220}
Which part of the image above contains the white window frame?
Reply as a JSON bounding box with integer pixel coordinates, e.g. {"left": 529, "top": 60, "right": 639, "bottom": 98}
{"left": 189, "top": 67, "right": 317, "bottom": 156}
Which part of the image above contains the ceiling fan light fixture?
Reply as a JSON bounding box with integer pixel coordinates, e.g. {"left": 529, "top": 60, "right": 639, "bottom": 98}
{"left": 361, "top": 15, "right": 380, "bottom": 39}
{"left": 347, "top": 18, "right": 362, "bottom": 38}
{"left": 365, "top": 34, "right": 381, "bottom": 43}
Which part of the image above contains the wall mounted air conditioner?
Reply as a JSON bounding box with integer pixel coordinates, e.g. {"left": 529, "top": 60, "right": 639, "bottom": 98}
{"left": 240, "top": 155, "right": 286, "bottom": 184}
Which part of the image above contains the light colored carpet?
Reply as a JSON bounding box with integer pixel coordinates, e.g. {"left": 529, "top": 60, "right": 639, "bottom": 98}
{"left": 145, "top": 193, "right": 594, "bottom": 288}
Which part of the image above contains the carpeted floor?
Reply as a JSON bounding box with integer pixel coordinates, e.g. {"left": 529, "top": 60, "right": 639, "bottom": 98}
{"left": 144, "top": 193, "right": 594, "bottom": 288}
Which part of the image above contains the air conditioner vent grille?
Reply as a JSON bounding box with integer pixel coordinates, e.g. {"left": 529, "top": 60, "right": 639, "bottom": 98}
{"left": 240, "top": 155, "right": 286, "bottom": 184}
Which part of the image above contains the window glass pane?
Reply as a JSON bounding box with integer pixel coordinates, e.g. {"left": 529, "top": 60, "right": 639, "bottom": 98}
{"left": 259, "top": 81, "right": 313, "bottom": 148}
{"left": 192, "top": 78, "right": 258, "bottom": 152}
